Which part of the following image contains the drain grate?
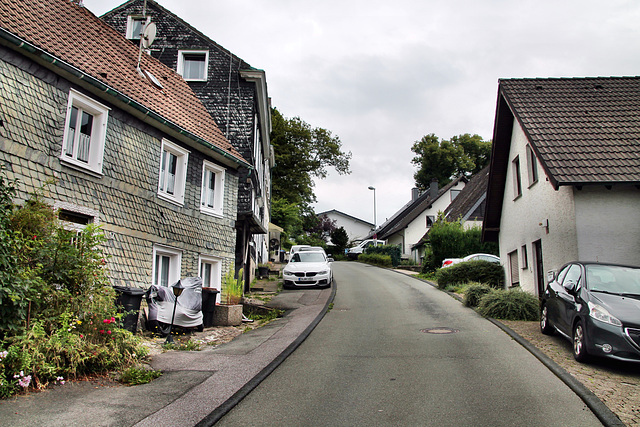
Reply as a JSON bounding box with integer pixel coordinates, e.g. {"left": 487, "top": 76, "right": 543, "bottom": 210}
{"left": 421, "top": 327, "right": 459, "bottom": 334}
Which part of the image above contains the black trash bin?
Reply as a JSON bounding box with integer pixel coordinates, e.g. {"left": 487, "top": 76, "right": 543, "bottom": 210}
{"left": 201, "top": 287, "right": 219, "bottom": 328}
{"left": 113, "top": 286, "right": 146, "bottom": 334}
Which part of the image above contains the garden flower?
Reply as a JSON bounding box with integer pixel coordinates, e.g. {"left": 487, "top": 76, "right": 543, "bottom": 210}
{"left": 107, "top": 330, "right": 112, "bottom": 334}
{"left": 99, "top": 330, "right": 105, "bottom": 334}
{"left": 56, "top": 376, "right": 65, "bottom": 385}
{"left": 18, "top": 375, "right": 31, "bottom": 388}
{"left": 0, "top": 350, "right": 7, "bottom": 361}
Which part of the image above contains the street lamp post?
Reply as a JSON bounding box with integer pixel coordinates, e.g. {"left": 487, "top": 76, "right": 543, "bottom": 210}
{"left": 165, "top": 280, "right": 185, "bottom": 345}
{"left": 368, "top": 186, "right": 376, "bottom": 235}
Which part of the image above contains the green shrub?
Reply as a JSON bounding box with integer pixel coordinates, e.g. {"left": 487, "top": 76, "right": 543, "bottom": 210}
{"left": 120, "top": 366, "right": 162, "bottom": 385}
{"left": 462, "top": 282, "right": 493, "bottom": 307}
{"left": 358, "top": 253, "right": 392, "bottom": 267}
{"left": 366, "top": 244, "right": 401, "bottom": 267}
{"left": 0, "top": 172, "right": 148, "bottom": 398}
{"left": 436, "top": 260, "right": 505, "bottom": 289}
{"left": 477, "top": 289, "right": 540, "bottom": 321}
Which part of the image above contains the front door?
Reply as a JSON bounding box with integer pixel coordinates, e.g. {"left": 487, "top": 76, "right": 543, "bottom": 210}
{"left": 533, "top": 240, "right": 544, "bottom": 297}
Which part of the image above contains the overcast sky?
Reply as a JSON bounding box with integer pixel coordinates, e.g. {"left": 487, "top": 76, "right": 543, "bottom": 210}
{"left": 84, "top": 0, "right": 640, "bottom": 227}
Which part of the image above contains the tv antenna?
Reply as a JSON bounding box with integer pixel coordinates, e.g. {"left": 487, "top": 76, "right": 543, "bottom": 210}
{"left": 136, "top": 0, "right": 156, "bottom": 72}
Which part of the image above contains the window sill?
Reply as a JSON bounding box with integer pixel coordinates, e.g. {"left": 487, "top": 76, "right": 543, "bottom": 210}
{"left": 200, "top": 207, "right": 223, "bottom": 218}
{"left": 512, "top": 194, "right": 522, "bottom": 202}
{"left": 158, "top": 192, "right": 185, "bottom": 207}
{"left": 60, "top": 158, "right": 103, "bottom": 178}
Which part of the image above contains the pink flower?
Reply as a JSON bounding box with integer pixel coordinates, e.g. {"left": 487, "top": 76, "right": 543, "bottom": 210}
{"left": 99, "top": 330, "right": 105, "bottom": 334}
{"left": 18, "top": 375, "right": 31, "bottom": 388}
{"left": 107, "top": 330, "right": 111, "bottom": 335}
{"left": 103, "top": 319, "right": 109, "bottom": 323}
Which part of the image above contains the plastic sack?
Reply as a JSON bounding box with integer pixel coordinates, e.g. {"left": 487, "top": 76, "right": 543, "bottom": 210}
{"left": 146, "top": 277, "right": 203, "bottom": 331}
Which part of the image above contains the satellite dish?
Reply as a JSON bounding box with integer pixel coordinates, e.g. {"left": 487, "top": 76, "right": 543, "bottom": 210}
{"left": 142, "top": 22, "right": 156, "bottom": 49}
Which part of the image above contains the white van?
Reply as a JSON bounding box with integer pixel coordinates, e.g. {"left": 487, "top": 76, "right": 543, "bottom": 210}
{"left": 347, "top": 239, "right": 386, "bottom": 259}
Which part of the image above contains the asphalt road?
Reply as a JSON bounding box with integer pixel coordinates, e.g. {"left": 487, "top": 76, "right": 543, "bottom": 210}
{"left": 217, "top": 262, "right": 603, "bottom": 426}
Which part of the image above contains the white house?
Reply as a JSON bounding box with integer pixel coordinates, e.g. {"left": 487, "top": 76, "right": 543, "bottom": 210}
{"left": 377, "top": 178, "right": 467, "bottom": 262}
{"left": 317, "top": 209, "right": 374, "bottom": 244}
{"left": 483, "top": 77, "right": 640, "bottom": 296}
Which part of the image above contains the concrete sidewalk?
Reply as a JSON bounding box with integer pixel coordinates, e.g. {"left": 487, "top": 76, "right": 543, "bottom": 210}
{"left": 0, "top": 286, "right": 334, "bottom": 427}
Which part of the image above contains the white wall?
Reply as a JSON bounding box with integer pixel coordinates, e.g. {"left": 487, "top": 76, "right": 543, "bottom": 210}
{"left": 574, "top": 185, "right": 640, "bottom": 266}
{"left": 499, "top": 122, "right": 578, "bottom": 294}
{"left": 323, "top": 211, "right": 373, "bottom": 243}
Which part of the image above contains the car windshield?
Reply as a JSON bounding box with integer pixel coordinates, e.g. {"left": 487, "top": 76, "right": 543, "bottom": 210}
{"left": 586, "top": 265, "right": 640, "bottom": 295}
{"left": 292, "top": 252, "right": 326, "bottom": 263}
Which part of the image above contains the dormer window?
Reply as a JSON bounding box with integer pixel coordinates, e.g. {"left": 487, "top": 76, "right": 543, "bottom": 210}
{"left": 126, "top": 15, "right": 150, "bottom": 40}
{"left": 177, "top": 50, "right": 209, "bottom": 81}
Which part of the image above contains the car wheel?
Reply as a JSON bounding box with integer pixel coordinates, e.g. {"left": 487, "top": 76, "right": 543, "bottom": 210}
{"left": 540, "top": 304, "right": 554, "bottom": 335}
{"left": 572, "top": 320, "right": 590, "bottom": 363}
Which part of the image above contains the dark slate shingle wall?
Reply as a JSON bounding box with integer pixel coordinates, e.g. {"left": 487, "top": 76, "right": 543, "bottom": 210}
{"left": 0, "top": 46, "right": 238, "bottom": 288}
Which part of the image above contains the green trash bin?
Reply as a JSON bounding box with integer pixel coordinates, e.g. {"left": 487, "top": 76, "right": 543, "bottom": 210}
{"left": 113, "top": 286, "right": 146, "bottom": 334}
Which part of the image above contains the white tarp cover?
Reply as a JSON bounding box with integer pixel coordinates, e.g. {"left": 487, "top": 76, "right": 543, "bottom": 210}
{"left": 151, "top": 277, "right": 203, "bottom": 328}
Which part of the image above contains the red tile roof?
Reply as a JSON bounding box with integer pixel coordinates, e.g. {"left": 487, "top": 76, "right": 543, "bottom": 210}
{"left": 500, "top": 77, "right": 640, "bottom": 185}
{"left": 0, "top": 0, "right": 245, "bottom": 165}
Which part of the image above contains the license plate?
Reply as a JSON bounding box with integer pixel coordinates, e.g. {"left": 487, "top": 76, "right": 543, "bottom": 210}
{"left": 297, "top": 278, "right": 314, "bottom": 282}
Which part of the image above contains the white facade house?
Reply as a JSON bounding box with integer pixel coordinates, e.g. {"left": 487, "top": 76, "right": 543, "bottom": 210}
{"left": 317, "top": 210, "right": 374, "bottom": 244}
{"left": 483, "top": 77, "right": 640, "bottom": 296}
{"left": 377, "top": 179, "right": 467, "bottom": 262}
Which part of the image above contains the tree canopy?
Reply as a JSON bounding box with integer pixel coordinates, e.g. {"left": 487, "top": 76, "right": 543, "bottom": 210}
{"left": 270, "top": 108, "right": 351, "bottom": 238}
{"left": 411, "top": 133, "right": 491, "bottom": 190}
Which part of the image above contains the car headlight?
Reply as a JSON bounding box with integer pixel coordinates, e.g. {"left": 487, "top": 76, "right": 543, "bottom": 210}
{"left": 283, "top": 269, "right": 292, "bottom": 275}
{"left": 588, "top": 301, "right": 622, "bottom": 327}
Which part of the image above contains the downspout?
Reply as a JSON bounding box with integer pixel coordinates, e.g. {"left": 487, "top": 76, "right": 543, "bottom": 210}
{"left": 0, "top": 27, "right": 252, "bottom": 171}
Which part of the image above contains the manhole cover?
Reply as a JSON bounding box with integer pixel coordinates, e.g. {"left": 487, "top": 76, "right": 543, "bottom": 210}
{"left": 421, "top": 327, "right": 459, "bottom": 334}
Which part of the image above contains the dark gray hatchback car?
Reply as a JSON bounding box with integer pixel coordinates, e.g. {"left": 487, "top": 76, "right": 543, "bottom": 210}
{"left": 540, "top": 262, "right": 640, "bottom": 363}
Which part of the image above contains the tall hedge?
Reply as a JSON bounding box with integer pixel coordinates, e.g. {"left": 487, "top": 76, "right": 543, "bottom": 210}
{"left": 436, "top": 260, "right": 505, "bottom": 289}
{"left": 366, "top": 244, "right": 401, "bottom": 267}
{"left": 424, "top": 216, "right": 498, "bottom": 272}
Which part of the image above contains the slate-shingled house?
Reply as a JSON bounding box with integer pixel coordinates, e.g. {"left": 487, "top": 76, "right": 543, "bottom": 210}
{"left": 0, "top": 0, "right": 248, "bottom": 295}
{"left": 100, "top": 0, "right": 274, "bottom": 289}
{"left": 483, "top": 77, "right": 640, "bottom": 296}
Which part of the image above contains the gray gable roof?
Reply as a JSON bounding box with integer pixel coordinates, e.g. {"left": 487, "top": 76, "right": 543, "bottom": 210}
{"left": 444, "top": 166, "right": 489, "bottom": 222}
{"left": 483, "top": 76, "right": 640, "bottom": 242}
{"left": 377, "top": 176, "right": 467, "bottom": 240}
{"left": 500, "top": 77, "right": 640, "bottom": 187}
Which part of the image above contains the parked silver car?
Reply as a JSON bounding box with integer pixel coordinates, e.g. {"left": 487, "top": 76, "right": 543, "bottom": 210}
{"left": 442, "top": 253, "right": 500, "bottom": 268}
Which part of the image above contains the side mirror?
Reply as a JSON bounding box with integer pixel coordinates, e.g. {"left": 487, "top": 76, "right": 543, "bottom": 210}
{"left": 546, "top": 270, "right": 556, "bottom": 283}
{"left": 327, "top": 257, "right": 334, "bottom": 263}
{"left": 563, "top": 280, "right": 578, "bottom": 294}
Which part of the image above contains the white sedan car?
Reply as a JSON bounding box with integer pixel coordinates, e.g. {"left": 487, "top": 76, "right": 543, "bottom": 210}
{"left": 283, "top": 249, "right": 333, "bottom": 288}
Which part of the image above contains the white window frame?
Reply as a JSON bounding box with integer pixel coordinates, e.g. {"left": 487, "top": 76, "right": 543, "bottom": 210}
{"left": 177, "top": 50, "right": 209, "bottom": 82}
{"left": 60, "top": 89, "right": 109, "bottom": 175}
{"left": 126, "top": 15, "right": 150, "bottom": 40}
{"left": 200, "top": 160, "right": 225, "bottom": 217}
{"left": 526, "top": 144, "right": 539, "bottom": 187}
{"left": 512, "top": 156, "right": 522, "bottom": 199}
{"left": 199, "top": 255, "right": 222, "bottom": 303}
{"left": 152, "top": 245, "right": 182, "bottom": 287}
{"left": 521, "top": 244, "right": 529, "bottom": 269}
{"left": 158, "top": 139, "right": 189, "bottom": 206}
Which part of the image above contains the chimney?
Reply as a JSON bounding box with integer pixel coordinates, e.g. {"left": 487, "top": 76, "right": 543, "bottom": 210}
{"left": 429, "top": 179, "right": 439, "bottom": 200}
{"left": 411, "top": 188, "right": 420, "bottom": 201}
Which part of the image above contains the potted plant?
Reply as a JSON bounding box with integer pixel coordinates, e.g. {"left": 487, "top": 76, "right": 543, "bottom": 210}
{"left": 212, "top": 264, "right": 243, "bottom": 326}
